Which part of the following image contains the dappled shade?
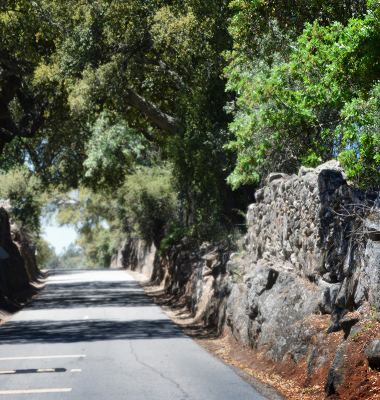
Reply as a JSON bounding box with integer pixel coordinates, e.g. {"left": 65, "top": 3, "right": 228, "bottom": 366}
{"left": 0, "top": 269, "right": 187, "bottom": 344}
{"left": 26, "top": 279, "right": 155, "bottom": 310}
{"left": 0, "top": 319, "right": 186, "bottom": 344}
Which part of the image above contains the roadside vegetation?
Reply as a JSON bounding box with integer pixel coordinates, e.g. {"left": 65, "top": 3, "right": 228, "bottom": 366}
{"left": 0, "top": 0, "right": 379, "bottom": 267}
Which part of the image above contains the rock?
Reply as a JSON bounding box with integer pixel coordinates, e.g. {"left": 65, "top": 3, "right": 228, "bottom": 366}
{"left": 226, "top": 283, "right": 250, "bottom": 346}
{"left": 243, "top": 268, "right": 318, "bottom": 361}
{"left": 365, "top": 241, "right": 380, "bottom": 309}
{"left": 307, "top": 334, "right": 334, "bottom": 378}
{"left": 203, "top": 266, "right": 213, "bottom": 277}
{"left": 326, "top": 307, "right": 348, "bottom": 334}
{"left": 0, "top": 207, "right": 39, "bottom": 309}
{"left": 325, "top": 341, "right": 349, "bottom": 396}
{"left": 318, "top": 169, "right": 347, "bottom": 194}
{"left": 254, "top": 188, "right": 264, "bottom": 202}
{"left": 298, "top": 166, "right": 315, "bottom": 177}
{"left": 315, "top": 160, "right": 347, "bottom": 179}
{"left": 226, "top": 260, "right": 238, "bottom": 275}
{"left": 268, "top": 173, "right": 289, "bottom": 183}
{"left": 365, "top": 340, "right": 380, "bottom": 366}
{"left": 340, "top": 314, "right": 359, "bottom": 339}
{"left": 318, "top": 281, "right": 337, "bottom": 314}
{"left": 366, "top": 213, "right": 380, "bottom": 241}
{"left": 202, "top": 253, "right": 219, "bottom": 261}
{"left": 110, "top": 238, "right": 156, "bottom": 277}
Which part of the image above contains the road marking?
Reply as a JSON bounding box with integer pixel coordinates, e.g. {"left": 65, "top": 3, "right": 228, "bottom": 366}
{"left": 0, "top": 368, "right": 66, "bottom": 375}
{"left": 0, "top": 355, "right": 85, "bottom": 361}
{"left": 0, "top": 389, "right": 72, "bottom": 394}
{"left": 37, "top": 369, "right": 56, "bottom": 372}
{"left": 84, "top": 316, "right": 89, "bottom": 319}
{"left": 71, "top": 369, "right": 82, "bottom": 372}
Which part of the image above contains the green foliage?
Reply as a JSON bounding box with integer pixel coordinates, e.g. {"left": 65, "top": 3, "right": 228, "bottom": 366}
{"left": 225, "top": 3, "right": 380, "bottom": 188}
{"left": 47, "top": 164, "right": 176, "bottom": 264}
{"left": 159, "top": 221, "right": 188, "bottom": 256}
{"left": 0, "top": 0, "right": 250, "bottom": 234}
{"left": 84, "top": 112, "right": 148, "bottom": 181}
{"left": 228, "top": 0, "right": 367, "bottom": 49}
{"left": 121, "top": 165, "right": 176, "bottom": 245}
{"left": 77, "top": 227, "right": 113, "bottom": 268}
{"left": 36, "top": 237, "right": 55, "bottom": 269}
{"left": 44, "top": 243, "right": 89, "bottom": 270}
{"left": 4, "top": 0, "right": 380, "bottom": 259}
{"left": 0, "top": 167, "right": 43, "bottom": 232}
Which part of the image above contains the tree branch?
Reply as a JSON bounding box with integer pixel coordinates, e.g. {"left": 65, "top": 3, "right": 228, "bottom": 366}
{"left": 0, "top": 89, "right": 45, "bottom": 145}
{"left": 0, "top": 50, "right": 33, "bottom": 75}
{"left": 146, "top": 51, "right": 192, "bottom": 94}
{"left": 123, "top": 89, "right": 179, "bottom": 135}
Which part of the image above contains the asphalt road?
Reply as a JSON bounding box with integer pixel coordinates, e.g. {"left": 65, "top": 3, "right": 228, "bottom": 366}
{"left": 0, "top": 269, "right": 268, "bottom": 400}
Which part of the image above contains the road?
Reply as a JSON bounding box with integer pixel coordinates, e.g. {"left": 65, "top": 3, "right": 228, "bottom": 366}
{"left": 0, "top": 269, "right": 267, "bottom": 399}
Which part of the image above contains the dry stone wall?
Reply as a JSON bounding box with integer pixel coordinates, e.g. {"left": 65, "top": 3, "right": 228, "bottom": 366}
{"left": 244, "top": 160, "right": 379, "bottom": 318}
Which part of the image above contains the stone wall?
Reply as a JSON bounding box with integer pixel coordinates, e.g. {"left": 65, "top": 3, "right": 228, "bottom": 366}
{"left": 225, "top": 161, "right": 380, "bottom": 356}
{"left": 110, "top": 238, "right": 156, "bottom": 278}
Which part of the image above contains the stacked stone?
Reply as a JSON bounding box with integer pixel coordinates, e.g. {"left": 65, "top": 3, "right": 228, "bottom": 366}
{"left": 246, "top": 167, "right": 323, "bottom": 281}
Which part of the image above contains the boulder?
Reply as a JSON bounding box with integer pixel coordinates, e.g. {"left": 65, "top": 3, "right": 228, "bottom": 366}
{"left": 340, "top": 314, "right": 359, "bottom": 339}
{"left": 326, "top": 307, "right": 348, "bottom": 334}
{"left": 365, "top": 340, "right": 380, "bottom": 366}
{"left": 325, "top": 341, "right": 349, "bottom": 396}
{"left": 318, "top": 281, "right": 340, "bottom": 314}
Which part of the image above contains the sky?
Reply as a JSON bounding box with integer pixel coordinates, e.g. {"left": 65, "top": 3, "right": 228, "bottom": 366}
{"left": 41, "top": 222, "right": 77, "bottom": 255}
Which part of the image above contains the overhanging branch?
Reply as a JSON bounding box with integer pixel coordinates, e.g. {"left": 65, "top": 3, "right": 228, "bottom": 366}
{"left": 123, "top": 90, "right": 179, "bottom": 135}
{"left": 146, "top": 51, "right": 192, "bottom": 94}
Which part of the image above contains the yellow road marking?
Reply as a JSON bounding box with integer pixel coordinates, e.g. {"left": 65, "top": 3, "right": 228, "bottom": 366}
{"left": 0, "top": 371, "right": 15, "bottom": 374}
{"left": 0, "top": 355, "right": 85, "bottom": 361}
{"left": 71, "top": 369, "right": 82, "bottom": 372}
{"left": 0, "top": 389, "right": 72, "bottom": 394}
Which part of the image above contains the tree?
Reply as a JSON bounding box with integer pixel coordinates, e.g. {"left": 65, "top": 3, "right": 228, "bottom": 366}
{"left": 225, "top": 0, "right": 380, "bottom": 188}
{"left": 1, "top": 0, "right": 249, "bottom": 230}
{"left": 0, "top": 0, "right": 62, "bottom": 153}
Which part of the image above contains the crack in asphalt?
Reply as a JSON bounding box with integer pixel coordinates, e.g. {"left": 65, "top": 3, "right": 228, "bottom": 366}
{"left": 129, "top": 341, "right": 190, "bottom": 400}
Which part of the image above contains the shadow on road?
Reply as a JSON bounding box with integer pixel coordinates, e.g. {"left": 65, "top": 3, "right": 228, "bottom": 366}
{"left": 27, "top": 280, "right": 155, "bottom": 310}
{"left": 0, "top": 269, "right": 187, "bottom": 343}
{"left": 0, "top": 318, "right": 186, "bottom": 343}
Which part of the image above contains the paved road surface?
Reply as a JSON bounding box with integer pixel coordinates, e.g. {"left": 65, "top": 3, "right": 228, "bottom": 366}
{"left": 0, "top": 269, "right": 267, "bottom": 399}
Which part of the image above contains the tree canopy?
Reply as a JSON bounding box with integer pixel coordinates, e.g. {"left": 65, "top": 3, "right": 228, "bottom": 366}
{"left": 1, "top": 0, "right": 380, "bottom": 267}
